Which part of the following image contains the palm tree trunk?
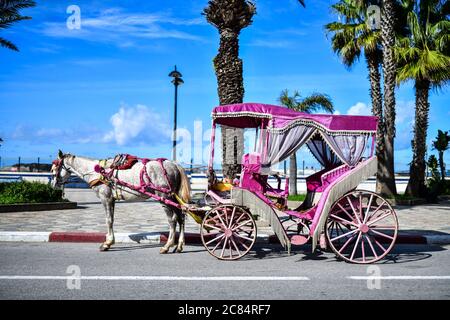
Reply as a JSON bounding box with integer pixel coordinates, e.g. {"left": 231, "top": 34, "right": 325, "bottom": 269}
{"left": 406, "top": 79, "right": 430, "bottom": 197}
{"left": 365, "top": 51, "right": 387, "bottom": 193}
{"left": 438, "top": 151, "right": 445, "bottom": 180}
{"left": 289, "top": 153, "right": 297, "bottom": 195}
{"left": 214, "top": 29, "right": 245, "bottom": 179}
{"left": 378, "top": 0, "right": 397, "bottom": 197}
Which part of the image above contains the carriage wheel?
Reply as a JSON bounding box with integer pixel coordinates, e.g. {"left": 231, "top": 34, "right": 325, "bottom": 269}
{"left": 326, "top": 190, "right": 398, "bottom": 264}
{"left": 200, "top": 205, "right": 257, "bottom": 260}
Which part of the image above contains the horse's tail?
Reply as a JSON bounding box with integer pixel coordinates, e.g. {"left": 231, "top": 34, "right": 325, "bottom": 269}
{"left": 175, "top": 163, "right": 191, "bottom": 204}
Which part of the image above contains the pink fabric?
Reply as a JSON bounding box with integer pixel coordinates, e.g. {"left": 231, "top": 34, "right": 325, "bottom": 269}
{"left": 212, "top": 103, "right": 378, "bottom": 132}
{"left": 239, "top": 153, "right": 265, "bottom": 194}
{"left": 308, "top": 159, "right": 367, "bottom": 235}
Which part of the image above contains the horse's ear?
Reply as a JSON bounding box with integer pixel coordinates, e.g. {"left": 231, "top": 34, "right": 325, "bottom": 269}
{"left": 58, "top": 150, "right": 64, "bottom": 159}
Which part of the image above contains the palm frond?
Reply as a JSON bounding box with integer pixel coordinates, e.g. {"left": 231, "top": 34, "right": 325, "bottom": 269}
{"left": 297, "top": 93, "right": 334, "bottom": 114}
{"left": 0, "top": 36, "right": 18, "bottom": 51}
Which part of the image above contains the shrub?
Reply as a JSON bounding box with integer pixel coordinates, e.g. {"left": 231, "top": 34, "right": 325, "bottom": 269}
{"left": 288, "top": 194, "right": 306, "bottom": 202}
{"left": 0, "top": 181, "right": 65, "bottom": 204}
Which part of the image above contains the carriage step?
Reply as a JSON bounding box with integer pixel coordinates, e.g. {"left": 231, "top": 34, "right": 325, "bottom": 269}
{"left": 290, "top": 235, "right": 309, "bottom": 245}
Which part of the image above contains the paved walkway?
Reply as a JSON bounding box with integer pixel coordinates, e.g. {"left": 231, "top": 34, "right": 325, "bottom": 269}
{"left": 0, "top": 194, "right": 449, "bottom": 236}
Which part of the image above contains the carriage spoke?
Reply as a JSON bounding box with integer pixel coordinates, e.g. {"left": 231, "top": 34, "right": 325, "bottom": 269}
{"left": 338, "top": 232, "right": 358, "bottom": 254}
{"left": 366, "top": 201, "right": 386, "bottom": 222}
{"left": 364, "top": 235, "right": 379, "bottom": 259}
{"left": 216, "top": 210, "right": 227, "bottom": 227}
{"left": 367, "top": 211, "right": 393, "bottom": 226}
{"left": 330, "top": 214, "right": 358, "bottom": 228}
{"left": 230, "top": 238, "right": 241, "bottom": 256}
{"left": 203, "top": 223, "right": 222, "bottom": 232}
{"left": 374, "top": 238, "right": 388, "bottom": 254}
{"left": 350, "top": 232, "right": 362, "bottom": 261}
{"left": 212, "top": 236, "right": 226, "bottom": 252}
{"left": 337, "top": 203, "right": 357, "bottom": 222}
{"left": 359, "top": 194, "right": 364, "bottom": 223}
{"left": 220, "top": 238, "right": 228, "bottom": 258}
{"left": 205, "top": 233, "right": 225, "bottom": 246}
{"left": 233, "top": 212, "right": 247, "bottom": 225}
{"left": 228, "top": 206, "right": 236, "bottom": 229}
{"left": 330, "top": 228, "right": 358, "bottom": 242}
{"left": 234, "top": 233, "right": 254, "bottom": 242}
{"left": 363, "top": 194, "right": 374, "bottom": 224}
{"left": 336, "top": 221, "right": 349, "bottom": 237}
{"left": 361, "top": 236, "right": 366, "bottom": 263}
{"left": 371, "top": 225, "right": 397, "bottom": 229}
{"left": 347, "top": 197, "right": 362, "bottom": 224}
{"left": 232, "top": 219, "right": 253, "bottom": 231}
{"left": 370, "top": 228, "right": 395, "bottom": 240}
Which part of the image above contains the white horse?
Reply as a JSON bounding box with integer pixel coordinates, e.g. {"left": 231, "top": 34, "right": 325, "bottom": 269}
{"left": 51, "top": 150, "right": 191, "bottom": 253}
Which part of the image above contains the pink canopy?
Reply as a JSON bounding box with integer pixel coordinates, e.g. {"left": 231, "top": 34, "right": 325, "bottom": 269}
{"left": 212, "top": 103, "right": 378, "bottom": 134}
{"left": 210, "top": 103, "right": 377, "bottom": 167}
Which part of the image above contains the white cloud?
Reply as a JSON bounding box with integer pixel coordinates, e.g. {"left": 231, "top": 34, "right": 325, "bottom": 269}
{"left": 344, "top": 101, "right": 415, "bottom": 151}
{"left": 247, "top": 39, "right": 293, "bottom": 48}
{"left": 9, "top": 104, "right": 171, "bottom": 147}
{"left": 103, "top": 104, "right": 171, "bottom": 146}
{"left": 394, "top": 100, "right": 415, "bottom": 150}
{"left": 41, "top": 8, "right": 204, "bottom": 47}
{"left": 346, "top": 102, "right": 371, "bottom": 115}
{"left": 395, "top": 100, "right": 415, "bottom": 125}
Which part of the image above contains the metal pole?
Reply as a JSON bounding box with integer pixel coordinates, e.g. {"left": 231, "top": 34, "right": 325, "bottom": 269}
{"left": 172, "top": 83, "right": 178, "bottom": 161}
{"left": 302, "top": 160, "right": 305, "bottom": 176}
{"left": 18, "top": 156, "right": 21, "bottom": 172}
{"left": 37, "top": 157, "right": 40, "bottom": 173}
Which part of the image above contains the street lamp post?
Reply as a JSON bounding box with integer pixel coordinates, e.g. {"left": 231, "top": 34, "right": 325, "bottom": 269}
{"left": 169, "top": 66, "right": 184, "bottom": 162}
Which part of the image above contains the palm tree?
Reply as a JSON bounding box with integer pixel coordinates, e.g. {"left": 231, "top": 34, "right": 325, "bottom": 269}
{"left": 278, "top": 89, "right": 334, "bottom": 195}
{"left": 325, "top": 0, "right": 388, "bottom": 192}
{"left": 203, "top": 0, "right": 256, "bottom": 180}
{"left": 396, "top": 0, "right": 450, "bottom": 197}
{"left": 0, "top": 0, "right": 36, "bottom": 51}
{"left": 376, "top": 0, "right": 399, "bottom": 197}
{"left": 432, "top": 130, "right": 450, "bottom": 180}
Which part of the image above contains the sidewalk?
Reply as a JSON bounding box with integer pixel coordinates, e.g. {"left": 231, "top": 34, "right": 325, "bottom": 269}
{"left": 0, "top": 192, "right": 449, "bottom": 245}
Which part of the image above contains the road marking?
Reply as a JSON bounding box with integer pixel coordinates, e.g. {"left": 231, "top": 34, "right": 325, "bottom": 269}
{"left": 0, "top": 275, "right": 309, "bottom": 281}
{"left": 348, "top": 276, "right": 450, "bottom": 280}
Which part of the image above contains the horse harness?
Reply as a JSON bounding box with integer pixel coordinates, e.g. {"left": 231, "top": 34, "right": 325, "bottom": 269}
{"left": 92, "top": 155, "right": 175, "bottom": 202}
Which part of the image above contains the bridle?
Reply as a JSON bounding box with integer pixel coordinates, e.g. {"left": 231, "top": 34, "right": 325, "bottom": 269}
{"left": 52, "top": 157, "right": 70, "bottom": 187}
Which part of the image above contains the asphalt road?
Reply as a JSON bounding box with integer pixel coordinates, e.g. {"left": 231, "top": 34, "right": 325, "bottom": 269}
{"left": 0, "top": 242, "right": 449, "bottom": 300}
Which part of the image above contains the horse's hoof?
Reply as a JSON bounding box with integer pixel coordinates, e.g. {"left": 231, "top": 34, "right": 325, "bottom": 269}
{"left": 176, "top": 246, "right": 184, "bottom": 253}
{"left": 159, "top": 247, "right": 169, "bottom": 254}
{"left": 99, "top": 244, "right": 110, "bottom": 251}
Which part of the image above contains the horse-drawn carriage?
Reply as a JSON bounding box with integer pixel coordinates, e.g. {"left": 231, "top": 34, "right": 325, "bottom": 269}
{"left": 52, "top": 102, "right": 398, "bottom": 264}
{"left": 186, "top": 103, "right": 398, "bottom": 263}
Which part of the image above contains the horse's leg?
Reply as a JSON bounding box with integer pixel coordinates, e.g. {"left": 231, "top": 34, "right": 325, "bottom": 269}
{"left": 160, "top": 205, "right": 177, "bottom": 254}
{"left": 176, "top": 209, "right": 185, "bottom": 253}
{"left": 99, "top": 186, "right": 116, "bottom": 251}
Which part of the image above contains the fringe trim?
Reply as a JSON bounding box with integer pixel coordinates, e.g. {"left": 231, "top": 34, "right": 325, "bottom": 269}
{"left": 212, "top": 111, "right": 376, "bottom": 136}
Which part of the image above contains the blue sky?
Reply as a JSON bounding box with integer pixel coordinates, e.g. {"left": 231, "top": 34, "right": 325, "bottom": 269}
{"left": 0, "top": 0, "right": 448, "bottom": 171}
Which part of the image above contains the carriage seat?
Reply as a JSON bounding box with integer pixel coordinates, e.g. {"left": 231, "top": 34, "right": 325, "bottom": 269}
{"left": 306, "top": 164, "right": 350, "bottom": 193}
{"left": 239, "top": 152, "right": 265, "bottom": 194}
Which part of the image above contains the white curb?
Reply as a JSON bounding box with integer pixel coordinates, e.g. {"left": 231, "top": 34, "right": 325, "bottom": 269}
{"left": 0, "top": 231, "right": 51, "bottom": 242}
